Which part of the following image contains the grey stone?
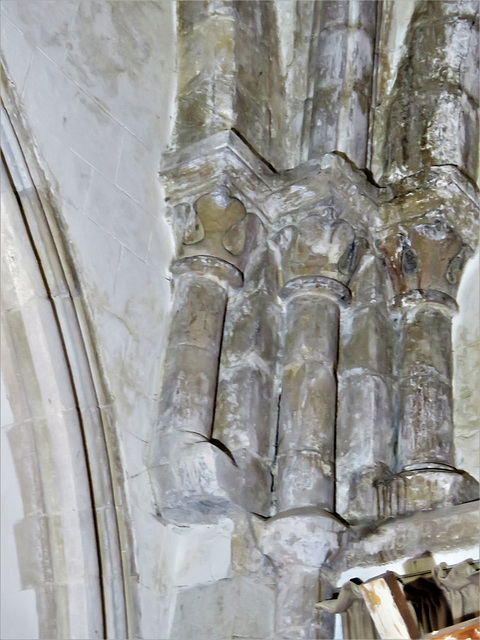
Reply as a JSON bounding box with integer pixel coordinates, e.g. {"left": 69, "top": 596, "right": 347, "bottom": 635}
{"left": 375, "top": 469, "right": 479, "bottom": 519}
{"left": 399, "top": 307, "right": 452, "bottom": 380}
{"left": 2, "top": 2, "right": 480, "bottom": 638}
{"left": 279, "top": 362, "right": 337, "bottom": 456}
{"left": 339, "top": 306, "right": 392, "bottom": 375}
{"left": 168, "top": 274, "right": 228, "bottom": 354}
{"left": 345, "top": 501, "right": 479, "bottom": 576}
{"left": 310, "top": 2, "right": 376, "bottom": 168}
{"left": 277, "top": 451, "right": 334, "bottom": 512}
{"left": 159, "top": 344, "right": 219, "bottom": 439}
{"left": 260, "top": 511, "right": 345, "bottom": 638}
{"left": 219, "top": 290, "right": 280, "bottom": 371}
{"left": 397, "top": 375, "right": 454, "bottom": 470}
{"left": 284, "top": 295, "right": 339, "bottom": 367}
{"left": 170, "top": 578, "right": 235, "bottom": 640}
{"left": 149, "top": 436, "right": 244, "bottom": 524}
{"left": 213, "top": 365, "right": 278, "bottom": 460}
{"left": 336, "top": 375, "right": 393, "bottom": 522}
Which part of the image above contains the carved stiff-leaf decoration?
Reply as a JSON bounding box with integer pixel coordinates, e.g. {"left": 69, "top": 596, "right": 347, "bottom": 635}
{"left": 273, "top": 207, "right": 366, "bottom": 285}
{"left": 179, "top": 190, "right": 260, "bottom": 271}
{"left": 379, "top": 215, "right": 468, "bottom": 298}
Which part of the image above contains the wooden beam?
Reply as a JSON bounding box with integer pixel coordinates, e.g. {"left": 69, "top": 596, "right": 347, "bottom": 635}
{"left": 423, "top": 617, "right": 480, "bottom": 640}
{"left": 360, "top": 571, "right": 420, "bottom": 639}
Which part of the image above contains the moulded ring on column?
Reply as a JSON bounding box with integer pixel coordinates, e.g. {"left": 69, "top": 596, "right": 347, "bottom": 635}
{"left": 394, "top": 289, "right": 458, "bottom": 317}
{"left": 279, "top": 275, "right": 351, "bottom": 306}
{"left": 171, "top": 255, "right": 243, "bottom": 289}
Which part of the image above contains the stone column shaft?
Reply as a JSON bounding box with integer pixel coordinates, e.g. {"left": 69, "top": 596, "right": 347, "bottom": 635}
{"left": 336, "top": 254, "right": 393, "bottom": 521}
{"left": 260, "top": 511, "right": 345, "bottom": 640}
{"left": 397, "top": 301, "right": 455, "bottom": 470}
{"left": 211, "top": 279, "right": 280, "bottom": 515}
{"left": 159, "top": 263, "right": 233, "bottom": 440}
{"left": 376, "top": 0, "right": 479, "bottom": 184}
{"left": 275, "top": 564, "right": 320, "bottom": 639}
{"left": 378, "top": 216, "right": 479, "bottom": 513}
{"left": 277, "top": 288, "right": 340, "bottom": 512}
{"left": 309, "top": 0, "right": 377, "bottom": 168}
{"left": 148, "top": 255, "right": 243, "bottom": 519}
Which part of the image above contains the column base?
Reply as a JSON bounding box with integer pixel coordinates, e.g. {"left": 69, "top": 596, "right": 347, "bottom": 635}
{"left": 148, "top": 432, "right": 271, "bottom": 523}
{"left": 258, "top": 509, "right": 346, "bottom": 640}
{"left": 338, "top": 466, "right": 390, "bottom": 524}
{"left": 376, "top": 468, "right": 479, "bottom": 519}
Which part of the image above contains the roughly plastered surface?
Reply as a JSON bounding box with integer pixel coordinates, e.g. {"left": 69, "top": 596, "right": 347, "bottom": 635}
{"left": 1, "top": 1, "right": 178, "bottom": 638}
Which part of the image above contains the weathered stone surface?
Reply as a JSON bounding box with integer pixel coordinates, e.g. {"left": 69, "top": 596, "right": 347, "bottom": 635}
{"left": 213, "top": 365, "right": 277, "bottom": 459}
{"left": 211, "top": 267, "right": 280, "bottom": 502}
{"left": 284, "top": 294, "right": 339, "bottom": 367}
{"left": 374, "top": 468, "right": 479, "bottom": 520}
{"left": 336, "top": 374, "right": 393, "bottom": 521}
{"left": 396, "top": 469, "right": 479, "bottom": 515}
{"left": 274, "top": 564, "right": 321, "bottom": 639}
{"left": 373, "top": 0, "right": 479, "bottom": 184}
{"left": 174, "top": 3, "right": 235, "bottom": 149}
{"left": 310, "top": 0, "right": 376, "bottom": 168}
{"left": 229, "top": 449, "right": 272, "bottom": 517}
{"left": 2, "top": 2, "right": 480, "bottom": 638}
{"left": 167, "top": 273, "right": 229, "bottom": 354}
{"left": 339, "top": 307, "right": 392, "bottom": 375}
{"left": 279, "top": 362, "right": 337, "bottom": 457}
{"left": 259, "top": 511, "right": 346, "bottom": 639}
{"left": 159, "top": 344, "right": 220, "bottom": 438}
{"left": 149, "top": 435, "right": 243, "bottom": 523}
{"left": 344, "top": 500, "right": 480, "bottom": 571}
{"left": 273, "top": 208, "right": 362, "bottom": 286}
{"left": 277, "top": 451, "right": 334, "bottom": 512}
{"left": 398, "top": 307, "right": 452, "bottom": 380}
{"left": 170, "top": 576, "right": 275, "bottom": 640}
{"left": 276, "top": 291, "right": 339, "bottom": 514}
{"left": 379, "top": 216, "right": 467, "bottom": 299}
{"left": 217, "top": 290, "right": 280, "bottom": 372}
{"left": 178, "top": 190, "right": 263, "bottom": 273}
{"left": 397, "top": 375, "right": 454, "bottom": 470}
{"left": 349, "top": 252, "right": 387, "bottom": 307}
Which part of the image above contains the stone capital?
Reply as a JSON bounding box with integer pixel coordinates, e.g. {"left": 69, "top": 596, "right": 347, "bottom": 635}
{"left": 378, "top": 214, "right": 472, "bottom": 304}
{"left": 168, "top": 188, "right": 265, "bottom": 275}
{"left": 257, "top": 509, "right": 346, "bottom": 569}
{"left": 272, "top": 207, "right": 368, "bottom": 288}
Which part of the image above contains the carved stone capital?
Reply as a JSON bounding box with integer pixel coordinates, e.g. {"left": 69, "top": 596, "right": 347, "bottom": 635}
{"left": 378, "top": 214, "right": 472, "bottom": 303}
{"left": 272, "top": 207, "right": 367, "bottom": 288}
{"left": 258, "top": 510, "right": 345, "bottom": 568}
{"left": 170, "top": 188, "right": 263, "bottom": 274}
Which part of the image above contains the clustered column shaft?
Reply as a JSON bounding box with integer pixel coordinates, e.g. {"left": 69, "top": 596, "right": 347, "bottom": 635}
{"left": 336, "top": 254, "right": 393, "bottom": 521}
{"left": 159, "top": 256, "right": 241, "bottom": 441}
{"left": 396, "top": 295, "right": 456, "bottom": 471}
{"left": 309, "top": 0, "right": 377, "bottom": 168}
{"left": 379, "top": 216, "right": 478, "bottom": 512}
{"left": 212, "top": 248, "right": 281, "bottom": 516}
{"left": 277, "top": 280, "right": 348, "bottom": 512}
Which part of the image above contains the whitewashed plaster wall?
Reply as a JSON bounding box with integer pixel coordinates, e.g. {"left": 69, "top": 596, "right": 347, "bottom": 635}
{"left": 1, "top": 373, "right": 38, "bottom": 640}
{"left": 453, "top": 251, "right": 480, "bottom": 481}
{"left": 1, "top": 1, "right": 182, "bottom": 638}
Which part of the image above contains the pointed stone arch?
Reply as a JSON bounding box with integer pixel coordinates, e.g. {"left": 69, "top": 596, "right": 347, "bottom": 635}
{"left": 1, "top": 68, "right": 132, "bottom": 639}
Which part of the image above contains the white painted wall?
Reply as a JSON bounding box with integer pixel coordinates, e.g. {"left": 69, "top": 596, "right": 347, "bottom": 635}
{"left": 1, "top": 2, "right": 178, "bottom": 637}
{"left": 453, "top": 251, "right": 480, "bottom": 480}
{"left": 1, "top": 374, "right": 39, "bottom": 640}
